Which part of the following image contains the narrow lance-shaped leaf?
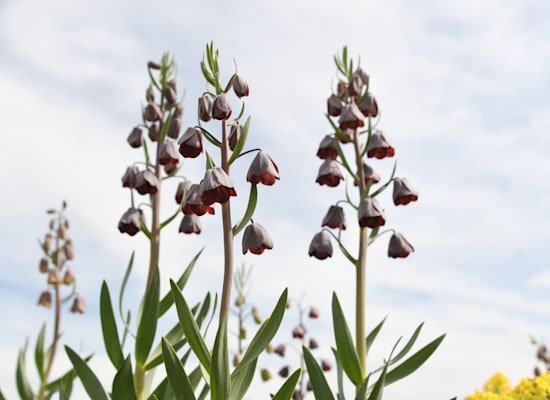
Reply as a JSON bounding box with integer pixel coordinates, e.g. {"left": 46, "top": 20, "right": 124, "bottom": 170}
{"left": 232, "top": 182, "right": 257, "bottom": 236}
{"left": 111, "top": 356, "right": 137, "bottom": 400}
{"left": 303, "top": 346, "right": 335, "bottom": 400}
{"left": 210, "top": 312, "right": 230, "bottom": 400}
{"left": 229, "top": 359, "right": 257, "bottom": 400}
{"left": 365, "top": 316, "right": 387, "bottom": 357}
{"left": 271, "top": 369, "right": 301, "bottom": 400}
{"left": 161, "top": 338, "right": 197, "bottom": 400}
{"left": 34, "top": 323, "right": 46, "bottom": 380}
{"left": 65, "top": 346, "right": 109, "bottom": 400}
{"left": 366, "top": 360, "right": 388, "bottom": 400}
{"left": 331, "top": 348, "right": 346, "bottom": 400}
{"left": 119, "top": 251, "right": 135, "bottom": 334}
{"left": 135, "top": 267, "right": 160, "bottom": 365}
{"left": 16, "top": 346, "right": 34, "bottom": 400}
{"left": 100, "top": 281, "right": 124, "bottom": 369}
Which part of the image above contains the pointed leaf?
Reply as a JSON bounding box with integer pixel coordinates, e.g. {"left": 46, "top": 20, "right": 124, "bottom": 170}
{"left": 228, "top": 116, "right": 251, "bottom": 165}
{"left": 146, "top": 321, "right": 184, "bottom": 370}
{"left": 303, "top": 347, "right": 335, "bottom": 400}
{"left": 135, "top": 267, "right": 160, "bottom": 364}
{"left": 331, "top": 348, "right": 346, "bottom": 400}
{"left": 100, "top": 281, "right": 124, "bottom": 369}
{"left": 232, "top": 182, "right": 257, "bottom": 236}
{"left": 112, "top": 356, "right": 137, "bottom": 400}
{"left": 229, "top": 358, "right": 257, "bottom": 400}
{"left": 119, "top": 251, "right": 135, "bottom": 333}
{"left": 332, "top": 293, "right": 363, "bottom": 385}
{"left": 211, "top": 312, "right": 230, "bottom": 400}
{"left": 366, "top": 362, "right": 387, "bottom": 400}
{"left": 159, "top": 248, "right": 204, "bottom": 317}
{"left": 170, "top": 279, "right": 211, "bottom": 372}
{"left": 65, "top": 346, "right": 109, "bottom": 400}
{"left": 365, "top": 317, "right": 386, "bottom": 356}
{"left": 162, "top": 338, "right": 197, "bottom": 400}
{"left": 34, "top": 323, "right": 46, "bottom": 380}
{"left": 388, "top": 322, "right": 424, "bottom": 367}
{"left": 271, "top": 368, "right": 301, "bottom": 400}
{"left": 16, "top": 347, "right": 34, "bottom": 400}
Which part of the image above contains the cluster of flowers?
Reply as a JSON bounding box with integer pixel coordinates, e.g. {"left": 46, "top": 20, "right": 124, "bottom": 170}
{"left": 465, "top": 371, "right": 550, "bottom": 400}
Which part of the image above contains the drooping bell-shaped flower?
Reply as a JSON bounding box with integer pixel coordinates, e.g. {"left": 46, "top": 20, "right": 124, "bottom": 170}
{"left": 358, "top": 93, "right": 378, "bottom": 118}
{"left": 233, "top": 75, "right": 250, "bottom": 98}
{"left": 348, "top": 72, "right": 365, "bottom": 97}
{"left": 308, "top": 231, "right": 333, "bottom": 260}
{"left": 367, "top": 131, "right": 395, "bottom": 159}
{"left": 63, "top": 268, "right": 75, "bottom": 285}
{"left": 392, "top": 178, "right": 419, "bottom": 206}
{"left": 121, "top": 165, "right": 139, "bottom": 188}
{"left": 181, "top": 184, "right": 215, "bottom": 216}
{"left": 316, "top": 160, "right": 344, "bottom": 187}
{"left": 63, "top": 239, "right": 74, "bottom": 260}
{"left": 246, "top": 151, "right": 279, "bottom": 186}
{"left": 70, "top": 294, "right": 86, "bottom": 314}
{"left": 355, "top": 162, "right": 381, "bottom": 187}
{"left": 118, "top": 208, "right": 145, "bottom": 236}
{"left": 144, "top": 102, "right": 162, "bottom": 122}
{"left": 37, "top": 291, "right": 52, "bottom": 308}
{"left": 163, "top": 81, "right": 177, "bottom": 105}
{"left": 327, "top": 94, "right": 343, "bottom": 117}
{"left": 158, "top": 140, "right": 179, "bottom": 167}
{"left": 292, "top": 325, "right": 306, "bottom": 339}
{"left": 321, "top": 205, "right": 346, "bottom": 230}
{"left": 167, "top": 116, "right": 182, "bottom": 139}
{"left": 178, "top": 127, "right": 203, "bottom": 158}
{"left": 148, "top": 123, "right": 160, "bottom": 142}
{"left": 179, "top": 214, "right": 202, "bottom": 235}
{"left": 338, "top": 103, "right": 365, "bottom": 130}
{"left": 212, "top": 92, "right": 232, "bottom": 120}
{"left": 199, "top": 167, "right": 237, "bottom": 206}
{"left": 175, "top": 180, "right": 191, "bottom": 205}
{"left": 388, "top": 232, "right": 414, "bottom": 258}
{"left": 229, "top": 123, "right": 242, "bottom": 150}
{"left": 316, "top": 135, "right": 338, "bottom": 160}
{"left": 358, "top": 197, "right": 386, "bottom": 228}
{"left": 135, "top": 169, "right": 160, "bottom": 195}
{"left": 198, "top": 95, "right": 213, "bottom": 122}
{"left": 274, "top": 344, "right": 286, "bottom": 357}
{"left": 337, "top": 81, "right": 347, "bottom": 98}
{"left": 127, "top": 127, "right": 143, "bottom": 148}
{"left": 242, "top": 222, "right": 274, "bottom": 255}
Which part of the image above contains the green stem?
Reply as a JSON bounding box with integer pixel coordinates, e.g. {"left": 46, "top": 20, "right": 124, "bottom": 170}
{"left": 134, "top": 362, "right": 146, "bottom": 400}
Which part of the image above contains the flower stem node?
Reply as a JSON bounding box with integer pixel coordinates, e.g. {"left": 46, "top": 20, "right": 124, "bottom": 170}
{"left": 242, "top": 222, "right": 274, "bottom": 255}
{"left": 118, "top": 208, "right": 145, "bottom": 236}
{"left": 246, "top": 151, "right": 280, "bottom": 186}
{"left": 388, "top": 232, "right": 414, "bottom": 258}
{"left": 316, "top": 160, "right": 344, "bottom": 187}
{"left": 358, "top": 197, "right": 386, "bottom": 228}
{"left": 392, "top": 177, "right": 419, "bottom": 206}
{"left": 199, "top": 168, "right": 237, "bottom": 206}
{"left": 308, "top": 231, "right": 333, "bottom": 260}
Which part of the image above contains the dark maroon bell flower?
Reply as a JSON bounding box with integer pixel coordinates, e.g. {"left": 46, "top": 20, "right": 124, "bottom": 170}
{"left": 321, "top": 205, "right": 346, "bottom": 230}
{"left": 164, "top": 163, "right": 178, "bottom": 175}
{"left": 178, "top": 127, "right": 203, "bottom": 158}
{"left": 144, "top": 102, "right": 162, "bottom": 122}
{"left": 118, "top": 208, "right": 145, "bottom": 236}
{"left": 279, "top": 366, "right": 289, "bottom": 378}
{"left": 121, "top": 165, "right": 139, "bottom": 188}
{"left": 358, "top": 197, "right": 385, "bottom": 228}
{"left": 327, "top": 94, "right": 343, "bottom": 117}
{"left": 392, "top": 178, "right": 419, "bottom": 206}
{"left": 242, "top": 222, "right": 273, "bottom": 255}
{"left": 338, "top": 103, "right": 365, "bottom": 130}
{"left": 388, "top": 232, "right": 414, "bottom": 258}
{"left": 358, "top": 93, "right": 378, "bottom": 118}
{"left": 198, "top": 95, "right": 212, "bottom": 122}
{"left": 316, "top": 160, "right": 344, "bottom": 187}
{"left": 212, "top": 92, "right": 232, "bottom": 120}
{"left": 355, "top": 162, "right": 381, "bottom": 187}
{"left": 309, "top": 338, "right": 319, "bottom": 349}
{"left": 355, "top": 68, "right": 369, "bottom": 87}
{"left": 182, "top": 184, "right": 215, "bottom": 216}
{"left": 348, "top": 72, "right": 365, "bottom": 97}
{"left": 337, "top": 81, "right": 347, "bottom": 98}
{"left": 247, "top": 151, "right": 279, "bottom": 186}
{"left": 308, "top": 231, "right": 333, "bottom": 260}
{"left": 175, "top": 180, "right": 191, "bottom": 204}
{"left": 135, "top": 170, "right": 160, "bottom": 195}
{"left": 292, "top": 325, "right": 306, "bottom": 339}
{"left": 309, "top": 307, "right": 319, "bottom": 319}
{"left": 200, "top": 168, "right": 237, "bottom": 206}
{"left": 148, "top": 123, "right": 160, "bottom": 142}
{"left": 228, "top": 123, "right": 242, "bottom": 150}
{"left": 367, "top": 131, "right": 395, "bottom": 159}
{"left": 316, "top": 135, "right": 338, "bottom": 160}
{"left": 179, "top": 214, "right": 202, "bottom": 235}
{"left": 158, "top": 140, "right": 179, "bottom": 167}
{"left": 233, "top": 75, "right": 249, "bottom": 98}
{"left": 163, "top": 81, "right": 177, "bottom": 105}
{"left": 167, "top": 116, "right": 182, "bottom": 139}
{"left": 127, "top": 127, "right": 143, "bottom": 148}
{"left": 321, "top": 359, "right": 332, "bottom": 372}
{"left": 274, "top": 344, "right": 286, "bottom": 357}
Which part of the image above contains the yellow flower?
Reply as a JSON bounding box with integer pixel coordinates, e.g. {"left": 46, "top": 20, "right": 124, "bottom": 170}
{"left": 483, "top": 372, "right": 512, "bottom": 394}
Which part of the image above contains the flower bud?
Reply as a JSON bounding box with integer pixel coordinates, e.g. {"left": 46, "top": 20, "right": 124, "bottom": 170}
{"left": 337, "top": 81, "right": 347, "bottom": 98}
{"left": 327, "top": 94, "right": 343, "bottom": 117}
{"left": 232, "top": 75, "right": 249, "bottom": 98}
{"left": 274, "top": 344, "right": 286, "bottom": 357}
{"left": 164, "top": 163, "right": 178, "bottom": 175}
{"left": 118, "top": 208, "right": 145, "bottom": 236}
{"left": 246, "top": 151, "right": 279, "bottom": 186}
{"left": 178, "top": 214, "right": 202, "bottom": 235}
{"left": 316, "top": 135, "right": 338, "bottom": 160}
{"left": 63, "top": 268, "right": 75, "bottom": 285}
{"left": 199, "top": 168, "right": 237, "bottom": 206}
{"left": 358, "top": 93, "right": 378, "bottom": 118}
{"left": 292, "top": 325, "right": 306, "bottom": 339}
{"left": 57, "top": 225, "right": 67, "bottom": 239}
{"left": 38, "top": 291, "right": 52, "bottom": 308}
{"left": 63, "top": 239, "right": 74, "bottom": 260}
{"left": 392, "top": 178, "right": 419, "bottom": 206}
{"left": 64, "top": 218, "right": 70, "bottom": 229}
{"left": 144, "top": 102, "right": 162, "bottom": 122}
{"left": 321, "top": 359, "right": 332, "bottom": 371}
{"left": 49, "top": 219, "right": 56, "bottom": 230}
{"left": 252, "top": 306, "right": 262, "bottom": 324}
{"left": 242, "top": 222, "right": 273, "bottom": 255}
{"left": 178, "top": 127, "right": 203, "bottom": 158}
{"left": 228, "top": 123, "right": 242, "bottom": 150}
{"left": 198, "top": 95, "right": 212, "bottom": 122}
{"left": 260, "top": 368, "right": 272, "bottom": 382}
{"left": 48, "top": 268, "right": 61, "bottom": 285}
{"left": 355, "top": 162, "right": 381, "bottom": 187}
{"left": 174, "top": 104, "right": 184, "bottom": 118}
{"left": 43, "top": 234, "right": 53, "bottom": 252}
{"left": 39, "top": 257, "right": 48, "bottom": 273}
{"left": 175, "top": 180, "right": 191, "bottom": 204}
{"left": 348, "top": 72, "right": 364, "bottom": 97}
{"left": 158, "top": 140, "right": 179, "bottom": 167}
{"left": 148, "top": 123, "right": 160, "bottom": 142}
{"left": 240, "top": 328, "right": 247, "bottom": 340}
{"left": 121, "top": 165, "right": 139, "bottom": 188}
{"left": 388, "top": 232, "right": 414, "bottom": 258}
{"left": 316, "top": 160, "right": 344, "bottom": 187}
{"left": 182, "top": 184, "right": 215, "bottom": 216}
{"left": 70, "top": 295, "right": 86, "bottom": 314}
{"left": 358, "top": 197, "right": 386, "bottom": 229}
{"left": 135, "top": 170, "right": 160, "bottom": 195}
{"left": 163, "top": 81, "right": 177, "bottom": 105}
{"left": 279, "top": 366, "right": 290, "bottom": 378}
{"left": 212, "top": 93, "right": 232, "bottom": 120}
{"left": 167, "top": 117, "right": 182, "bottom": 139}
{"left": 366, "top": 131, "right": 395, "bottom": 159}
{"left": 338, "top": 104, "right": 365, "bottom": 130}
{"left": 127, "top": 127, "right": 143, "bottom": 148}
{"left": 146, "top": 85, "right": 155, "bottom": 102}
{"left": 147, "top": 61, "right": 161, "bottom": 70}
{"left": 321, "top": 206, "right": 346, "bottom": 230}
{"left": 308, "top": 231, "right": 332, "bottom": 260}
{"left": 235, "top": 295, "right": 245, "bottom": 307}
{"left": 233, "top": 353, "right": 242, "bottom": 367}
{"left": 308, "top": 307, "right": 320, "bottom": 319}
{"left": 309, "top": 338, "right": 319, "bottom": 349}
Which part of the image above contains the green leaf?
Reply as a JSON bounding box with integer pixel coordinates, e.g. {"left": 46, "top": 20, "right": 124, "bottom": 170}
{"left": 34, "top": 323, "right": 46, "bottom": 380}
{"left": 389, "top": 322, "right": 424, "bottom": 367}
{"left": 146, "top": 322, "right": 184, "bottom": 370}
{"left": 303, "top": 347, "right": 335, "bottom": 400}
{"left": 45, "top": 354, "right": 92, "bottom": 394}
{"left": 210, "top": 313, "right": 230, "bottom": 400}
{"left": 205, "top": 150, "right": 216, "bottom": 169}
{"left": 159, "top": 247, "right": 204, "bottom": 317}
{"left": 232, "top": 182, "right": 257, "bottom": 236}
{"left": 331, "top": 348, "right": 345, "bottom": 400}
{"left": 135, "top": 267, "right": 160, "bottom": 365}
{"left": 332, "top": 293, "right": 363, "bottom": 385}
{"left": 228, "top": 116, "right": 251, "bottom": 165}
{"left": 170, "top": 279, "right": 211, "bottom": 372}
{"left": 65, "top": 346, "right": 109, "bottom": 400}
{"left": 229, "top": 359, "right": 257, "bottom": 400}
{"left": 365, "top": 316, "right": 386, "bottom": 356}
{"left": 162, "top": 338, "right": 197, "bottom": 400}
{"left": 366, "top": 362, "right": 388, "bottom": 400}
{"left": 16, "top": 346, "right": 34, "bottom": 400}
{"left": 119, "top": 252, "right": 135, "bottom": 331}
{"left": 100, "top": 281, "right": 124, "bottom": 369}
{"left": 384, "top": 334, "right": 445, "bottom": 386}
{"left": 271, "top": 368, "right": 301, "bottom": 400}
{"left": 112, "top": 356, "right": 137, "bottom": 400}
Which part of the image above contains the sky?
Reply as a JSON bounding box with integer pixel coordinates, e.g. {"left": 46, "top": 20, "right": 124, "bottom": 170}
{"left": 1, "top": 0, "right": 550, "bottom": 399}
